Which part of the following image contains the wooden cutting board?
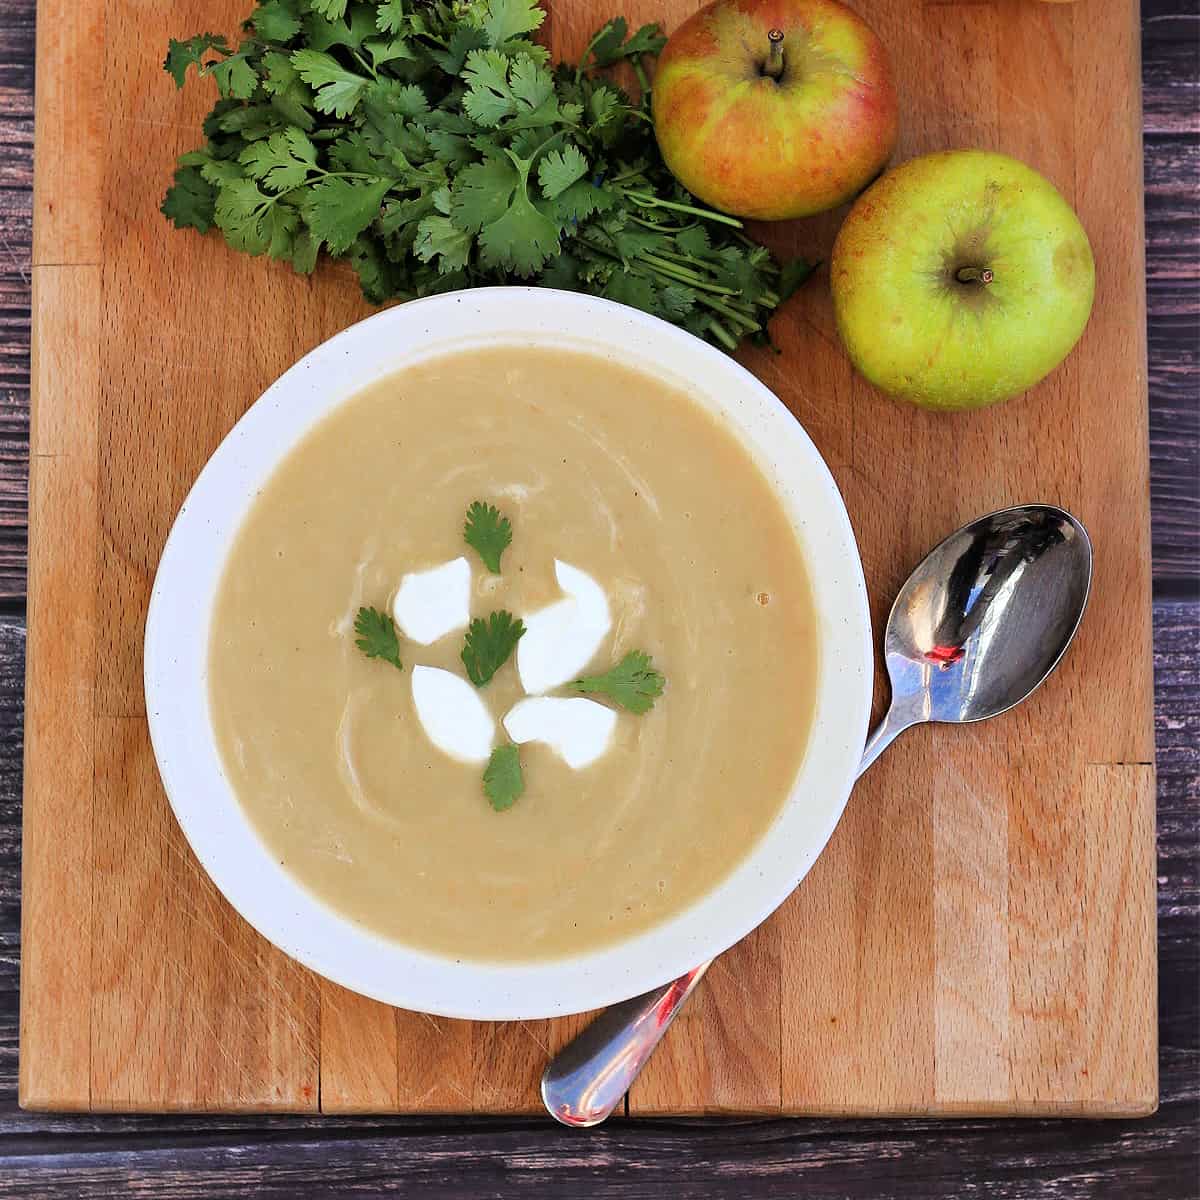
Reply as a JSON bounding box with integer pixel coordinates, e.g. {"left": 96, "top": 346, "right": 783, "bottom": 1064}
{"left": 20, "top": 0, "right": 1156, "bottom": 1115}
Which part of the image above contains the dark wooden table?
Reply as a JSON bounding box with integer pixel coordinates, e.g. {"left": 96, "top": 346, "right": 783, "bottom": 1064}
{"left": 0, "top": 1, "right": 1195, "bottom": 1195}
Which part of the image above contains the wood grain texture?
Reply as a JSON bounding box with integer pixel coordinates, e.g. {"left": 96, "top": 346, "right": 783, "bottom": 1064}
{"left": 17, "top": 265, "right": 99, "bottom": 1109}
{"left": 0, "top": 2, "right": 1194, "bottom": 1191}
{"left": 15, "top": 0, "right": 1165, "bottom": 1119}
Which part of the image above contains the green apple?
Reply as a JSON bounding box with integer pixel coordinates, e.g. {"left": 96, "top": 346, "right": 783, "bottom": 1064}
{"left": 830, "top": 150, "right": 1095, "bottom": 410}
{"left": 651, "top": 0, "right": 898, "bottom": 221}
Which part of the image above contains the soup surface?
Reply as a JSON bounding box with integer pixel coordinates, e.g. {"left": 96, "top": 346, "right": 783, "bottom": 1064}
{"left": 209, "top": 345, "right": 817, "bottom": 961}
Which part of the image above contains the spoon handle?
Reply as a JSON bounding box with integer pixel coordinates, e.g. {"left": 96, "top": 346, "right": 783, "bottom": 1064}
{"left": 541, "top": 709, "right": 914, "bottom": 1127}
{"left": 858, "top": 702, "right": 919, "bottom": 778}
{"left": 540, "top": 960, "right": 712, "bottom": 1126}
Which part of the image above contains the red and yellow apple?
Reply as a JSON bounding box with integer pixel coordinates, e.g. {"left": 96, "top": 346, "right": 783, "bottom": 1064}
{"left": 651, "top": 0, "right": 898, "bottom": 221}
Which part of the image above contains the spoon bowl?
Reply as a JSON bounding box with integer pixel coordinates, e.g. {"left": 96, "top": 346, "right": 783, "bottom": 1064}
{"left": 888, "top": 504, "right": 1092, "bottom": 722}
{"left": 859, "top": 504, "right": 1092, "bottom": 772}
{"left": 543, "top": 502, "right": 1093, "bottom": 1126}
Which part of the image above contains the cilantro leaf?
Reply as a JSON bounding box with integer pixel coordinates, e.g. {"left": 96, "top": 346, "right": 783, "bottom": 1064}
{"left": 304, "top": 176, "right": 393, "bottom": 253}
{"left": 461, "top": 611, "right": 525, "bottom": 687}
{"left": 461, "top": 50, "right": 517, "bottom": 126}
{"left": 483, "top": 744, "right": 524, "bottom": 812}
{"left": 376, "top": 0, "right": 406, "bottom": 35}
{"left": 353, "top": 606, "right": 403, "bottom": 670}
{"left": 304, "top": 5, "right": 378, "bottom": 51}
{"left": 291, "top": 227, "right": 319, "bottom": 274}
{"left": 347, "top": 235, "right": 395, "bottom": 301}
{"left": 587, "top": 84, "right": 622, "bottom": 132}
{"left": 616, "top": 23, "right": 668, "bottom": 59}
{"left": 291, "top": 49, "right": 369, "bottom": 117}
{"left": 479, "top": 0, "right": 545, "bottom": 49}
{"left": 552, "top": 178, "right": 613, "bottom": 222}
{"left": 451, "top": 151, "right": 559, "bottom": 276}
{"left": 537, "top": 145, "right": 588, "bottom": 200}
{"left": 164, "top": 33, "right": 230, "bottom": 88}
{"left": 161, "top": 163, "right": 217, "bottom": 232}
{"left": 573, "top": 651, "right": 665, "bottom": 714}
{"left": 604, "top": 272, "right": 659, "bottom": 317}
{"left": 238, "top": 126, "right": 318, "bottom": 191}
{"left": 214, "top": 178, "right": 278, "bottom": 253}
{"left": 210, "top": 50, "right": 259, "bottom": 100}
{"left": 192, "top": 153, "right": 245, "bottom": 187}
{"left": 778, "top": 256, "right": 819, "bottom": 302}
{"left": 252, "top": 0, "right": 302, "bottom": 42}
{"left": 477, "top": 190, "right": 558, "bottom": 275}
{"left": 309, "top": 0, "right": 348, "bottom": 21}
{"left": 364, "top": 36, "right": 414, "bottom": 69}
{"left": 462, "top": 51, "right": 554, "bottom": 127}
{"left": 584, "top": 18, "right": 666, "bottom": 68}
{"left": 463, "top": 500, "right": 512, "bottom": 572}
{"left": 427, "top": 25, "right": 488, "bottom": 74}
{"left": 507, "top": 55, "right": 554, "bottom": 113}
{"left": 414, "top": 215, "right": 472, "bottom": 273}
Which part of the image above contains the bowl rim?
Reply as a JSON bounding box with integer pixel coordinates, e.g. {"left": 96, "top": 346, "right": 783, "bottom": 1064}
{"left": 144, "top": 287, "right": 874, "bottom": 1020}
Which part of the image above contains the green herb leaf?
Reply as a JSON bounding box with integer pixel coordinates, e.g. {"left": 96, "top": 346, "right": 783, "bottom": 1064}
{"left": 309, "top": 0, "right": 349, "bottom": 21}
{"left": 479, "top": 0, "right": 545, "bottom": 50}
{"left": 303, "top": 176, "right": 393, "bottom": 253}
{"left": 210, "top": 50, "right": 260, "bottom": 100}
{"left": 238, "top": 126, "right": 319, "bottom": 191}
{"left": 463, "top": 500, "right": 512, "bottom": 572}
{"left": 573, "top": 651, "right": 665, "bottom": 714}
{"left": 304, "top": 5, "right": 378, "bottom": 52}
{"left": 778, "top": 256, "right": 819, "bottom": 303}
{"left": 461, "top": 611, "right": 526, "bottom": 687}
{"left": 427, "top": 25, "right": 488, "bottom": 74}
{"left": 537, "top": 145, "right": 587, "bottom": 200}
{"left": 164, "top": 33, "right": 231, "bottom": 88}
{"left": 414, "top": 215, "right": 472, "bottom": 273}
{"left": 214, "top": 178, "right": 283, "bottom": 254}
{"left": 161, "top": 164, "right": 218, "bottom": 232}
{"left": 252, "top": 0, "right": 303, "bottom": 42}
{"left": 584, "top": 18, "right": 665, "bottom": 68}
{"left": 353, "top": 606, "right": 403, "bottom": 670}
{"left": 376, "top": 0, "right": 406, "bottom": 35}
{"left": 483, "top": 743, "right": 524, "bottom": 811}
{"left": 290, "top": 49, "right": 369, "bottom": 117}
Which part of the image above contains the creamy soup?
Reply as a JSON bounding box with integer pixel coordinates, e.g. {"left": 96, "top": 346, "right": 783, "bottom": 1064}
{"left": 209, "top": 345, "right": 818, "bottom": 962}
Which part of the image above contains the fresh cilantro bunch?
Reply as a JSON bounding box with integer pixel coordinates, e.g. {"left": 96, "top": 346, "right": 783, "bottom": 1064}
{"left": 162, "top": 0, "right": 812, "bottom": 349}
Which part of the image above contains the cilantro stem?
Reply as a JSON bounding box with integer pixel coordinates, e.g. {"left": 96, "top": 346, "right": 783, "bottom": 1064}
{"left": 632, "top": 57, "right": 652, "bottom": 109}
{"left": 575, "top": 234, "right": 766, "bottom": 315}
{"left": 626, "top": 214, "right": 693, "bottom": 234}
{"left": 706, "top": 318, "right": 738, "bottom": 350}
{"left": 696, "top": 293, "right": 762, "bottom": 332}
{"left": 620, "top": 190, "right": 744, "bottom": 228}
{"left": 636, "top": 253, "right": 741, "bottom": 296}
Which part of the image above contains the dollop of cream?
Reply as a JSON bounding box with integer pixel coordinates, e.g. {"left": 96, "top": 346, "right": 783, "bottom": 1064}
{"left": 411, "top": 666, "right": 494, "bottom": 764}
{"left": 503, "top": 697, "right": 617, "bottom": 769}
{"left": 517, "top": 560, "right": 612, "bottom": 695}
{"left": 393, "top": 557, "right": 471, "bottom": 645}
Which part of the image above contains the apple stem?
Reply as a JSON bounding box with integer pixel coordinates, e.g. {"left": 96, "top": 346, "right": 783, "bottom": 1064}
{"left": 763, "top": 29, "right": 785, "bottom": 80}
{"left": 956, "top": 266, "right": 994, "bottom": 285}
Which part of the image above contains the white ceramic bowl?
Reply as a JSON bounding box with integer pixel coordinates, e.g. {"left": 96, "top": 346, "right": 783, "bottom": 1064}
{"left": 144, "top": 288, "right": 873, "bottom": 1020}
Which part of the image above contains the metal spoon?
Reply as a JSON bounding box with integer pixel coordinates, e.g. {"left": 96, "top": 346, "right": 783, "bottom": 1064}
{"left": 542, "top": 503, "right": 1093, "bottom": 1127}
